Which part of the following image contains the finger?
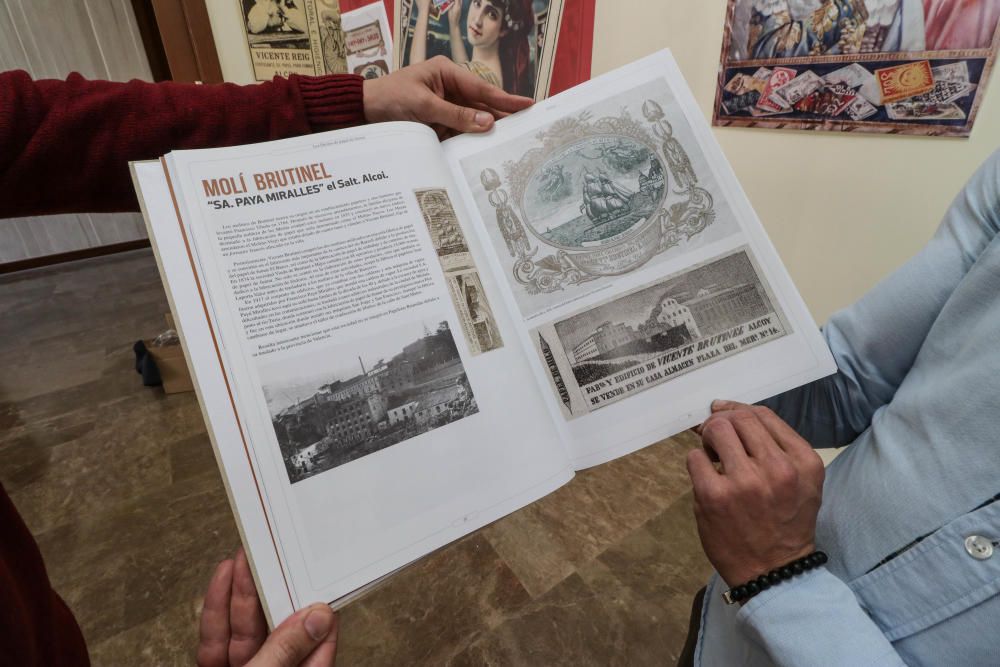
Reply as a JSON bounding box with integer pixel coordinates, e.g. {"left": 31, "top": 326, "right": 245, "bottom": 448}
{"left": 440, "top": 61, "right": 534, "bottom": 114}
{"left": 723, "top": 410, "right": 784, "bottom": 461}
{"left": 691, "top": 421, "right": 719, "bottom": 460}
{"left": 699, "top": 415, "right": 752, "bottom": 474}
{"left": 686, "top": 449, "right": 726, "bottom": 509}
{"left": 711, "top": 399, "right": 750, "bottom": 413}
{"left": 248, "top": 604, "right": 336, "bottom": 667}
{"left": 197, "top": 559, "right": 234, "bottom": 667}
{"left": 465, "top": 100, "right": 515, "bottom": 120}
{"left": 301, "top": 612, "right": 340, "bottom": 667}
{"left": 229, "top": 548, "right": 268, "bottom": 667}
{"left": 424, "top": 95, "right": 496, "bottom": 133}
{"left": 686, "top": 447, "right": 720, "bottom": 484}
{"left": 751, "top": 406, "right": 815, "bottom": 459}
{"left": 701, "top": 440, "right": 720, "bottom": 462}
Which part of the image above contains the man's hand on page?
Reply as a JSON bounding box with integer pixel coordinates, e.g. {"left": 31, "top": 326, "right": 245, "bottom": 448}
{"left": 362, "top": 56, "right": 533, "bottom": 139}
{"left": 197, "top": 548, "right": 339, "bottom": 667}
{"left": 686, "top": 400, "right": 825, "bottom": 587}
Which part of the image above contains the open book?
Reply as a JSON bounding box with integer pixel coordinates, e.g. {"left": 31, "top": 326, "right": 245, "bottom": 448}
{"left": 131, "top": 50, "right": 835, "bottom": 625}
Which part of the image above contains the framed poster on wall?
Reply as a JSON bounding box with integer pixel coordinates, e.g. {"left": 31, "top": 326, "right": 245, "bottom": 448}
{"left": 174, "top": 0, "right": 592, "bottom": 96}
{"left": 713, "top": 0, "right": 1000, "bottom": 136}
{"left": 395, "top": 0, "right": 566, "bottom": 100}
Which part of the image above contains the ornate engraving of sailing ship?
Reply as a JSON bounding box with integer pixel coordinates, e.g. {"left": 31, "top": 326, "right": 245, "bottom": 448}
{"left": 581, "top": 169, "right": 634, "bottom": 224}
{"left": 479, "top": 97, "right": 716, "bottom": 297}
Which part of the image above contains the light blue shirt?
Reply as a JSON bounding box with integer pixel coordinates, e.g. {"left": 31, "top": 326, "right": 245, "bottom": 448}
{"left": 696, "top": 150, "right": 1000, "bottom": 666}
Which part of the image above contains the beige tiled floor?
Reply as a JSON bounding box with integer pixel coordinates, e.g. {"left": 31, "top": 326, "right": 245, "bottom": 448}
{"left": 0, "top": 250, "right": 712, "bottom": 665}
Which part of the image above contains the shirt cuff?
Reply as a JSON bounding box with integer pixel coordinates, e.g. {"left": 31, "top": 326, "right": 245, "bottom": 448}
{"left": 292, "top": 74, "right": 366, "bottom": 132}
{"left": 736, "top": 566, "right": 830, "bottom": 621}
{"left": 735, "top": 567, "right": 902, "bottom": 666}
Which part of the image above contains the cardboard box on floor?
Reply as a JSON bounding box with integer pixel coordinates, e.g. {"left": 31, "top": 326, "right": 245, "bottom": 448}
{"left": 145, "top": 313, "right": 194, "bottom": 394}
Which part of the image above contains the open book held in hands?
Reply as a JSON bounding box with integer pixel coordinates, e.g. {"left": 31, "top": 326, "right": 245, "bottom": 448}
{"left": 131, "top": 50, "right": 834, "bottom": 625}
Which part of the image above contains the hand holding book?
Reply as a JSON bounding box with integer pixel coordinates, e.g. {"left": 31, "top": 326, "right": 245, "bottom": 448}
{"left": 198, "top": 549, "right": 339, "bottom": 667}
{"left": 363, "top": 56, "right": 533, "bottom": 138}
{"left": 689, "top": 401, "right": 823, "bottom": 588}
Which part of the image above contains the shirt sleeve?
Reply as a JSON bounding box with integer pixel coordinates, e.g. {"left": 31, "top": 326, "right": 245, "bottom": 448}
{"left": 0, "top": 71, "right": 365, "bottom": 218}
{"left": 761, "top": 150, "right": 1000, "bottom": 447}
{"left": 737, "top": 568, "right": 907, "bottom": 667}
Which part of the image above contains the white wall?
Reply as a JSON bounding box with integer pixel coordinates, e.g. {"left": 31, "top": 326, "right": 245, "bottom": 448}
{"left": 592, "top": 0, "right": 1000, "bottom": 322}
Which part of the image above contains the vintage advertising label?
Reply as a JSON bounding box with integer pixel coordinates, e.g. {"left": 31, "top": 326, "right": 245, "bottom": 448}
{"left": 756, "top": 66, "right": 796, "bottom": 112}
{"left": 345, "top": 20, "right": 383, "bottom": 53}
{"left": 414, "top": 188, "right": 503, "bottom": 355}
{"left": 239, "top": 0, "right": 348, "bottom": 80}
{"left": 875, "top": 60, "right": 935, "bottom": 104}
{"left": 343, "top": 2, "right": 394, "bottom": 78}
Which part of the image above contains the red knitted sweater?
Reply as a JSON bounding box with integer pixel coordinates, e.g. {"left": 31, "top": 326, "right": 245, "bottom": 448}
{"left": 0, "top": 70, "right": 367, "bottom": 666}
{"left": 0, "top": 70, "right": 366, "bottom": 218}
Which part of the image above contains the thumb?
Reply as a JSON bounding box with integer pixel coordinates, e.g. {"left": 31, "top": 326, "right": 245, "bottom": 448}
{"left": 424, "top": 94, "right": 495, "bottom": 133}
{"left": 248, "top": 604, "right": 337, "bottom": 667}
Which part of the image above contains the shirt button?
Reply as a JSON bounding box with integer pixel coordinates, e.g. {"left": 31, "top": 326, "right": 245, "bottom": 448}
{"left": 964, "top": 535, "right": 994, "bottom": 560}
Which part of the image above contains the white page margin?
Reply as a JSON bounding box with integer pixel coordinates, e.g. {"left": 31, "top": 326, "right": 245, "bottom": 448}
{"left": 132, "top": 160, "right": 296, "bottom": 625}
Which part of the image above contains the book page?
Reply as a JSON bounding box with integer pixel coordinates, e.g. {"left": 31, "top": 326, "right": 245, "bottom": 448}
{"left": 135, "top": 122, "right": 572, "bottom": 623}
{"left": 442, "top": 51, "right": 836, "bottom": 469}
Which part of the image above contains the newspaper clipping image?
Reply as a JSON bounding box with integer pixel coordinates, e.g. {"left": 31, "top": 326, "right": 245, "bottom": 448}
{"left": 414, "top": 188, "right": 503, "bottom": 355}
{"left": 262, "top": 319, "right": 479, "bottom": 483}
{"left": 240, "top": 0, "right": 348, "bottom": 80}
{"left": 534, "top": 248, "right": 789, "bottom": 418}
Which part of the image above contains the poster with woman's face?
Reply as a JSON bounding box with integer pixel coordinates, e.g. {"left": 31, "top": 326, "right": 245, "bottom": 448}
{"left": 396, "top": 0, "right": 564, "bottom": 100}
{"left": 714, "top": 0, "right": 1000, "bottom": 136}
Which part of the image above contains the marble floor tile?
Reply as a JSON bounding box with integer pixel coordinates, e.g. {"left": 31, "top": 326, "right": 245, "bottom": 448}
{"left": 596, "top": 491, "right": 716, "bottom": 601}
{"left": 481, "top": 502, "right": 580, "bottom": 599}
{"left": 88, "top": 598, "right": 200, "bottom": 667}
{"left": 575, "top": 559, "right": 697, "bottom": 666}
{"left": 336, "top": 534, "right": 533, "bottom": 666}
{"left": 447, "top": 568, "right": 689, "bottom": 667}
{"left": 483, "top": 437, "right": 694, "bottom": 599}
{"left": 7, "top": 394, "right": 207, "bottom": 533}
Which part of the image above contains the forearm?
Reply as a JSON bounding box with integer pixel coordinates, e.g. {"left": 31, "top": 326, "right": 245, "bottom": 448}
{"left": 410, "top": 11, "right": 430, "bottom": 63}
{"left": 450, "top": 22, "right": 469, "bottom": 62}
{"left": 735, "top": 569, "right": 906, "bottom": 666}
{"left": 0, "top": 71, "right": 365, "bottom": 217}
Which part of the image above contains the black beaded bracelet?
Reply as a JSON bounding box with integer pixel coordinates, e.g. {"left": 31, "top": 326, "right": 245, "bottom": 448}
{"left": 722, "top": 551, "right": 828, "bottom": 605}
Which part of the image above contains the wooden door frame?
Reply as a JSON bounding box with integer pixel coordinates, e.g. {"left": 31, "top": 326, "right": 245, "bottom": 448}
{"left": 131, "top": 0, "right": 224, "bottom": 83}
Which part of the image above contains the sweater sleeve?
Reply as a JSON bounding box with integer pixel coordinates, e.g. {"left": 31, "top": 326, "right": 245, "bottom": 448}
{"left": 0, "top": 480, "right": 90, "bottom": 667}
{"left": 761, "top": 150, "right": 1000, "bottom": 447}
{"left": 0, "top": 71, "right": 365, "bottom": 218}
